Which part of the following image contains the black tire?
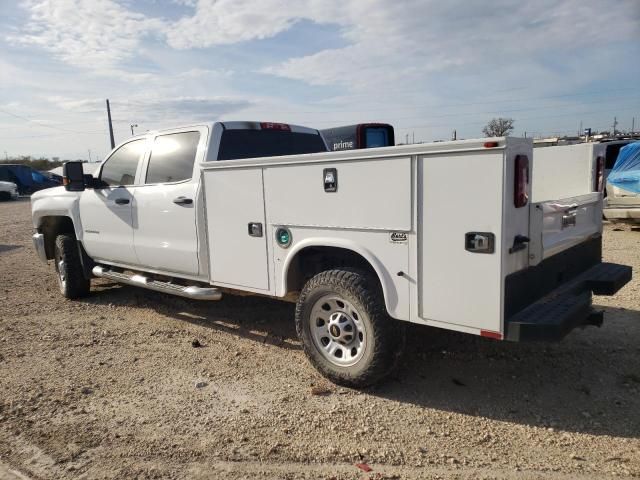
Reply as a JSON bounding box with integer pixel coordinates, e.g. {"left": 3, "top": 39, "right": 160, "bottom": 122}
{"left": 54, "top": 234, "right": 90, "bottom": 299}
{"left": 295, "top": 269, "right": 405, "bottom": 388}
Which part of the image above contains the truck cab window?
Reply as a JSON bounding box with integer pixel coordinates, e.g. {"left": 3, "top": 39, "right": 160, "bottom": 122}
{"left": 217, "top": 130, "right": 326, "bottom": 160}
{"left": 100, "top": 139, "right": 146, "bottom": 187}
{"left": 146, "top": 131, "right": 200, "bottom": 184}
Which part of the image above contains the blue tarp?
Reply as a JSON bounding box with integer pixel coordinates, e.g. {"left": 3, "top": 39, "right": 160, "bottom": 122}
{"left": 607, "top": 142, "right": 640, "bottom": 194}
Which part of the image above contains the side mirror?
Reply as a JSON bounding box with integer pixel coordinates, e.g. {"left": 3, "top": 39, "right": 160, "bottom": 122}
{"left": 62, "top": 162, "right": 85, "bottom": 192}
{"left": 83, "top": 174, "right": 101, "bottom": 189}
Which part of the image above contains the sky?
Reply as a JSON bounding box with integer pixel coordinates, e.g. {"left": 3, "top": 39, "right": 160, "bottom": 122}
{"left": 0, "top": 0, "right": 639, "bottom": 161}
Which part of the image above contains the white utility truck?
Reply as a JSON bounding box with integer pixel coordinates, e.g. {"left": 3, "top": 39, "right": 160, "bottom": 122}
{"left": 31, "top": 121, "right": 631, "bottom": 387}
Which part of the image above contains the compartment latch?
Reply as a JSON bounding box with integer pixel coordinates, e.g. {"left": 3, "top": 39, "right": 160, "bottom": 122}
{"left": 465, "top": 232, "right": 495, "bottom": 254}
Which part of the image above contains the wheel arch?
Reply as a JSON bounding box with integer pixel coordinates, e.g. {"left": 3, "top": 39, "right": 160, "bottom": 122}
{"left": 37, "top": 215, "right": 77, "bottom": 259}
{"left": 281, "top": 239, "right": 399, "bottom": 317}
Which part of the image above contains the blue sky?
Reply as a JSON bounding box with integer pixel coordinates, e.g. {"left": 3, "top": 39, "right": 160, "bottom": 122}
{"left": 0, "top": 0, "right": 638, "bottom": 160}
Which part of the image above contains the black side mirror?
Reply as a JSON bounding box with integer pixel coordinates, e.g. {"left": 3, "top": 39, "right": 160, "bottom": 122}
{"left": 62, "top": 161, "right": 85, "bottom": 192}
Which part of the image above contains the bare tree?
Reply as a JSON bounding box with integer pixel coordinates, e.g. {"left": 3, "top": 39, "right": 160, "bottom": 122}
{"left": 482, "top": 118, "right": 515, "bottom": 137}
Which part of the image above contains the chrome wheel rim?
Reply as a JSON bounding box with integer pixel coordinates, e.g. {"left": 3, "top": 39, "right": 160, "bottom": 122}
{"left": 56, "top": 258, "right": 66, "bottom": 289}
{"left": 310, "top": 294, "right": 366, "bottom": 367}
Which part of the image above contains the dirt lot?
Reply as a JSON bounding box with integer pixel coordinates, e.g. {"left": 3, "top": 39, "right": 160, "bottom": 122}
{"left": 0, "top": 198, "right": 639, "bottom": 479}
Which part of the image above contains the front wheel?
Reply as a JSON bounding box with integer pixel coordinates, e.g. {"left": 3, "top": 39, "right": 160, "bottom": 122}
{"left": 54, "top": 234, "right": 90, "bottom": 299}
{"left": 295, "top": 269, "right": 404, "bottom": 388}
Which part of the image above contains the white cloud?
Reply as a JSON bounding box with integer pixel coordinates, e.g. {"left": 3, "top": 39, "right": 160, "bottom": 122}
{"left": 10, "top": 0, "right": 639, "bottom": 85}
{"left": 163, "top": 0, "right": 342, "bottom": 49}
{"left": 262, "top": 0, "right": 640, "bottom": 89}
{"left": 9, "top": 0, "right": 163, "bottom": 69}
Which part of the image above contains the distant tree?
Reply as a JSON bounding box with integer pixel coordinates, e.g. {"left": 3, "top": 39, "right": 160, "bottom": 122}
{"left": 482, "top": 117, "right": 515, "bottom": 137}
{"left": 0, "top": 156, "right": 65, "bottom": 171}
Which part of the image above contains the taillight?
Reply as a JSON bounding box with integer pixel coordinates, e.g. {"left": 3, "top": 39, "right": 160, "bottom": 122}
{"left": 514, "top": 154, "right": 529, "bottom": 208}
{"left": 260, "top": 122, "right": 291, "bottom": 131}
{"left": 594, "top": 155, "right": 604, "bottom": 192}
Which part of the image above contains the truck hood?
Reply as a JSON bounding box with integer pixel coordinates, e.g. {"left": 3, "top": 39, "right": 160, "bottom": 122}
{"left": 31, "top": 185, "right": 68, "bottom": 201}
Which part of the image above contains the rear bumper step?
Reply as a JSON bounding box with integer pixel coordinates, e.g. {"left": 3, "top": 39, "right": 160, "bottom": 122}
{"left": 92, "top": 266, "right": 222, "bottom": 301}
{"left": 505, "top": 262, "right": 631, "bottom": 342}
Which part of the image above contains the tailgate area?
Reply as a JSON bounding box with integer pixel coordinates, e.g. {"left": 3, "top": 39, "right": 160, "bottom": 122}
{"left": 504, "top": 236, "right": 631, "bottom": 341}
{"left": 528, "top": 193, "right": 602, "bottom": 266}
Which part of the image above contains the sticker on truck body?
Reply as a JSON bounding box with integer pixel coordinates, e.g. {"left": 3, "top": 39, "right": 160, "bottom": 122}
{"left": 390, "top": 232, "right": 408, "bottom": 243}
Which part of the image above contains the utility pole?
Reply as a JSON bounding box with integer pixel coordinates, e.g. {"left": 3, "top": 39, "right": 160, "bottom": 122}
{"left": 130, "top": 124, "right": 138, "bottom": 136}
{"left": 452, "top": 129, "right": 457, "bottom": 140}
{"left": 4, "top": 151, "right": 7, "bottom": 161}
{"left": 412, "top": 132, "right": 415, "bottom": 144}
{"left": 612, "top": 116, "right": 618, "bottom": 137}
{"left": 405, "top": 133, "right": 409, "bottom": 144}
{"left": 88, "top": 149, "right": 92, "bottom": 162}
{"left": 106, "top": 99, "right": 115, "bottom": 149}
{"left": 632, "top": 117, "right": 635, "bottom": 137}
{"left": 579, "top": 120, "right": 582, "bottom": 137}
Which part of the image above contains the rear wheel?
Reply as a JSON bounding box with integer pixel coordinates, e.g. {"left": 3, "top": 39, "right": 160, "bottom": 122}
{"left": 295, "top": 269, "right": 404, "bottom": 388}
{"left": 54, "top": 234, "right": 90, "bottom": 299}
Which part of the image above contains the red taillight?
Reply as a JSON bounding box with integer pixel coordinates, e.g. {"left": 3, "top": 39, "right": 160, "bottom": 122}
{"left": 514, "top": 154, "right": 529, "bottom": 208}
{"left": 483, "top": 141, "right": 499, "bottom": 148}
{"left": 260, "top": 122, "right": 291, "bottom": 131}
{"left": 594, "top": 155, "right": 605, "bottom": 192}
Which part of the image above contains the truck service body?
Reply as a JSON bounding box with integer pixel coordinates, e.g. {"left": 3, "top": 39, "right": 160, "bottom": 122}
{"left": 31, "top": 121, "right": 631, "bottom": 386}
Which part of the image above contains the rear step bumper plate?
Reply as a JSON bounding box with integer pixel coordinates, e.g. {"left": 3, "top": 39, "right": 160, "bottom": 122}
{"left": 505, "top": 262, "right": 631, "bottom": 342}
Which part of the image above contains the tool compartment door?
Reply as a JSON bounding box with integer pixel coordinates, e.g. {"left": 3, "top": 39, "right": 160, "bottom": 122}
{"left": 418, "top": 151, "right": 505, "bottom": 332}
{"left": 203, "top": 168, "right": 270, "bottom": 291}
{"left": 528, "top": 192, "right": 602, "bottom": 266}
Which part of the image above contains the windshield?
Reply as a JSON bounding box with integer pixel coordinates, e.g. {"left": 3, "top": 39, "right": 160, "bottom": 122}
{"left": 217, "top": 129, "right": 327, "bottom": 160}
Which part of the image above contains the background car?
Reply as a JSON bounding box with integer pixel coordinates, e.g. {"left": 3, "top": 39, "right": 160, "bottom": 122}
{"left": 0, "top": 180, "right": 19, "bottom": 200}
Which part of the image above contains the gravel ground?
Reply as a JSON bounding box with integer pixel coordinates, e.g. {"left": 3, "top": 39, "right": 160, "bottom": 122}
{"left": 0, "top": 198, "right": 638, "bottom": 479}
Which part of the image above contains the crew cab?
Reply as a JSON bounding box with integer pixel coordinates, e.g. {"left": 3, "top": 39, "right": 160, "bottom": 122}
{"left": 31, "top": 123, "right": 631, "bottom": 387}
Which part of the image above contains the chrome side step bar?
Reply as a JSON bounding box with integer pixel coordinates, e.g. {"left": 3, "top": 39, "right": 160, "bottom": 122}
{"left": 92, "top": 265, "right": 222, "bottom": 301}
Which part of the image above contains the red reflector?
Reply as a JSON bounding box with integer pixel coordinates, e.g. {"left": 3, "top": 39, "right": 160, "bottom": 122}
{"left": 514, "top": 154, "right": 529, "bottom": 208}
{"left": 594, "top": 155, "right": 605, "bottom": 192}
{"left": 484, "top": 141, "right": 499, "bottom": 148}
{"left": 481, "top": 330, "right": 502, "bottom": 340}
{"left": 260, "top": 122, "right": 291, "bottom": 131}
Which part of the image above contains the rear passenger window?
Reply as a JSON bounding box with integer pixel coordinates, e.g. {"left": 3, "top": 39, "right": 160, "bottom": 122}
{"left": 100, "top": 139, "right": 146, "bottom": 187}
{"left": 146, "top": 131, "right": 200, "bottom": 184}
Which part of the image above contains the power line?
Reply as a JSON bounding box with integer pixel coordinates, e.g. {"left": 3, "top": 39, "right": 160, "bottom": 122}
{"left": 394, "top": 105, "right": 640, "bottom": 132}
{"left": 240, "top": 87, "right": 639, "bottom": 115}
{"left": 0, "top": 107, "right": 94, "bottom": 134}
{"left": 1, "top": 87, "right": 636, "bottom": 130}
{"left": 357, "top": 95, "right": 640, "bottom": 124}
{"left": 0, "top": 130, "right": 108, "bottom": 140}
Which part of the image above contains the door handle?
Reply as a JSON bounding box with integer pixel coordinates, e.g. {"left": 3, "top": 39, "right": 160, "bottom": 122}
{"left": 508, "top": 235, "right": 530, "bottom": 254}
{"left": 173, "top": 196, "right": 193, "bottom": 205}
{"left": 114, "top": 198, "right": 130, "bottom": 205}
